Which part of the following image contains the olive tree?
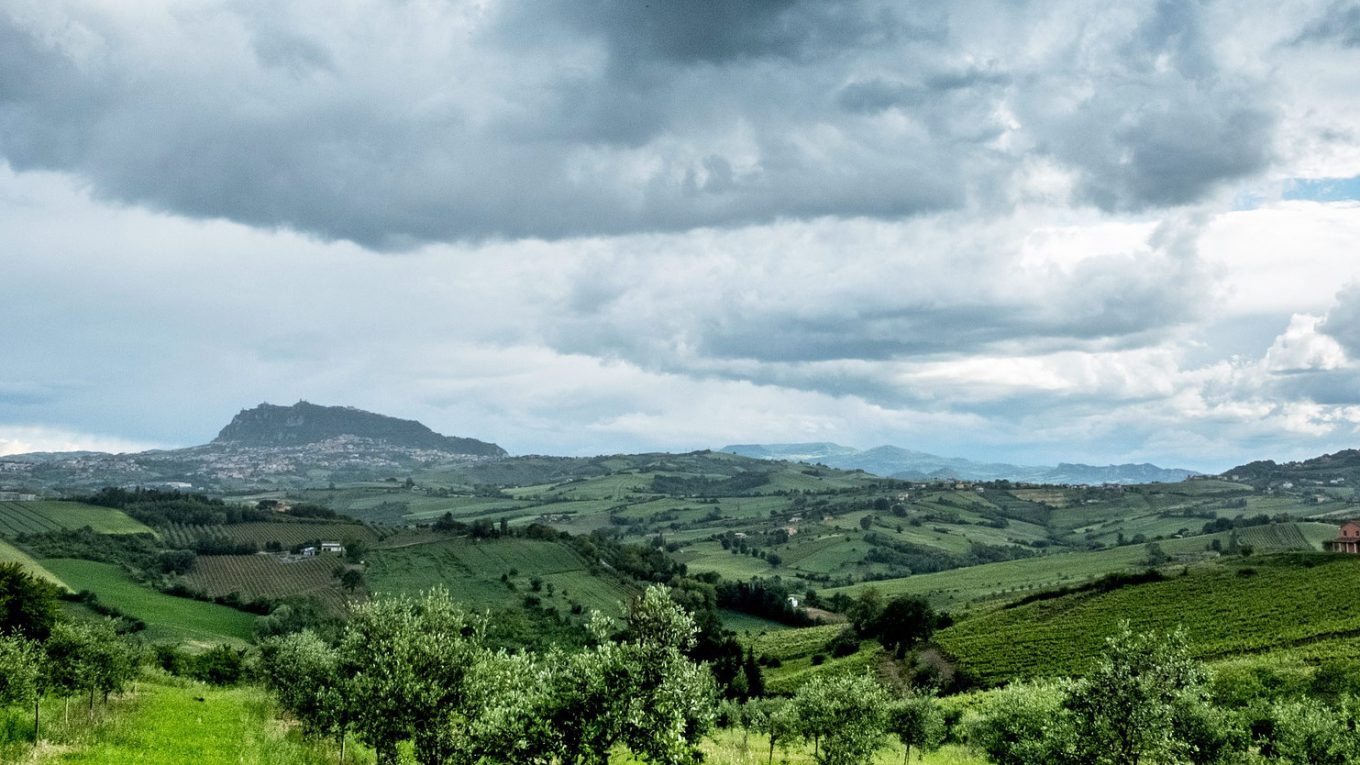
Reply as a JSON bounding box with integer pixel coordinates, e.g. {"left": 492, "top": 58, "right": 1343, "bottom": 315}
{"left": 260, "top": 629, "right": 352, "bottom": 756}
{"left": 963, "top": 679, "right": 1074, "bottom": 765}
{"left": 0, "top": 634, "right": 41, "bottom": 741}
{"left": 1064, "top": 622, "right": 1207, "bottom": 765}
{"left": 890, "top": 690, "right": 945, "bottom": 764}
{"left": 336, "top": 588, "right": 486, "bottom": 765}
{"left": 746, "top": 696, "right": 798, "bottom": 765}
{"left": 794, "top": 673, "right": 892, "bottom": 765}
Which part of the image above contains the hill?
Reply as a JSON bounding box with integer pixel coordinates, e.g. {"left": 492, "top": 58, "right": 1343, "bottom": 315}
{"left": 214, "top": 400, "right": 505, "bottom": 456}
{"left": 934, "top": 553, "right": 1360, "bottom": 686}
{"left": 720, "top": 442, "right": 1199, "bottom": 484}
{"left": 1224, "top": 448, "right": 1360, "bottom": 490}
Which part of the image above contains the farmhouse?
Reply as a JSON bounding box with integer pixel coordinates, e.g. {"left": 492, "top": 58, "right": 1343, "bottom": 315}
{"left": 320, "top": 541, "right": 345, "bottom": 554}
{"left": 1326, "top": 521, "right": 1360, "bottom": 554}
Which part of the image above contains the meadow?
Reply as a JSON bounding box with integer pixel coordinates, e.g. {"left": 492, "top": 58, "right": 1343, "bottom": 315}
{"left": 38, "top": 558, "right": 257, "bottom": 645}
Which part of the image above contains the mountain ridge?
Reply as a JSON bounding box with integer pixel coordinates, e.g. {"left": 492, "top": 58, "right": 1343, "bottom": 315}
{"left": 213, "top": 401, "right": 505, "bottom": 457}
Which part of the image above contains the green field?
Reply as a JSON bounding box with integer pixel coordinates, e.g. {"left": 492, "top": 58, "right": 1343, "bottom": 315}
{"left": 937, "top": 553, "right": 1360, "bottom": 685}
{"left": 163, "top": 520, "right": 384, "bottom": 548}
{"left": 0, "top": 537, "right": 68, "bottom": 587}
{"left": 177, "top": 554, "right": 360, "bottom": 611}
{"left": 39, "top": 558, "right": 257, "bottom": 645}
{"left": 0, "top": 500, "right": 154, "bottom": 537}
{"left": 824, "top": 523, "right": 1328, "bottom": 612}
{"left": 30, "top": 674, "right": 349, "bottom": 765}
{"left": 366, "top": 536, "right": 636, "bottom": 617}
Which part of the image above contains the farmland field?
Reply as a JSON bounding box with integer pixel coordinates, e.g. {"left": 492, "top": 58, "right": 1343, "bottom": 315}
{"left": 936, "top": 553, "right": 1360, "bottom": 685}
{"left": 177, "top": 554, "right": 360, "bottom": 611}
{"left": 823, "top": 523, "right": 1327, "bottom": 611}
{"left": 0, "top": 537, "right": 68, "bottom": 587}
{"left": 39, "top": 558, "right": 256, "bottom": 644}
{"left": 162, "top": 520, "right": 384, "bottom": 548}
{"left": 366, "top": 536, "right": 635, "bottom": 617}
{"left": 0, "top": 500, "right": 154, "bottom": 537}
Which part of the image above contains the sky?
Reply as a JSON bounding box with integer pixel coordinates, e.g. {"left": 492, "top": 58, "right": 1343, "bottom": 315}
{"left": 2, "top": 0, "right": 1360, "bottom": 473}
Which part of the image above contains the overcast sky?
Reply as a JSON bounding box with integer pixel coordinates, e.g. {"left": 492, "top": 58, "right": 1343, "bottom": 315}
{"left": 2, "top": 0, "right": 1360, "bottom": 472}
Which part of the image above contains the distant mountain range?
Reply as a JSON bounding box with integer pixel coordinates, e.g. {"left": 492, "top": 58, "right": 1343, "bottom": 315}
{"left": 719, "top": 442, "right": 1199, "bottom": 485}
{"left": 215, "top": 401, "right": 505, "bottom": 456}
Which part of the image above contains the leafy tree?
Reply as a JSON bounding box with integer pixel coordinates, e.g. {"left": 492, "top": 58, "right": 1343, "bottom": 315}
{"left": 1263, "top": 696, "right": 1360, "bottom": 764}
{"left": 1064, "top": 622, "right": 1207, "bottom": 765}
{"left": 746, "top": 696, "right": 798, "bottom": 765}
{"left": 889, "top": 691, "right": 945, "bottom": 763}
{"left": 260, "top": 630, "right": 352, "bottom": 756}
{"left": 0, "top": 634, "right": 42, "bottom": 741}
{"left": 43, "top": 621, "right": 100, "bottom": 719}
{"left": 794, "top": 673, "right": 892, "bottom": 765}
{"left": 0, "top": 562, "right": 59, "bottom": 640}
{"left": 338, "top": 568, "right": 364, "bottom": 593}
{"left": 874, "top": 596, "right": 939, "bottom": 659}
{"left": 847, "top": 587, "right": 884, "bottom": 637}
{"left": 964, "top": 679, "right": 1074, "bottom": 765}
{"left": 336, "top": 588, "right": 485, "bottom": 765}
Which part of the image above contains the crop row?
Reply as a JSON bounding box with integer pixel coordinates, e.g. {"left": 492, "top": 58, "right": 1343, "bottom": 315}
{"left": 0, "top": 501, "right": 65, "bottom": 536}
{"left": 937, "top": 555, "right": 1360, "bottom": 685}
{"left": 179, "top": 554, "right": 353, "bottom": 611}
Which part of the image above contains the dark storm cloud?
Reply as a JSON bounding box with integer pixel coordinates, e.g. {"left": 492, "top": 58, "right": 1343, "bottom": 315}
{"left": 535, "top": 0, "right": 904, "bottom": 67}
{"left": 1293, "top": 1, "right": 1360, "bottom": 47}
{"left": 0, "top": 1, "right": 1279, "bottom": 246}
{"left": 1320, "top": 284, "right": 1360, "bottom": 356}
{"left": 1017, "top": 0, "right": 1276, "bottom": 211}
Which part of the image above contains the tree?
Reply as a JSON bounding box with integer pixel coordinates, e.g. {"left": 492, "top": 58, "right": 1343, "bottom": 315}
{"left": 746, "top": 696, "right": 798, "bottom": 765}
{"left": 0, "top": 634, "right": 41, "bottom": 741}
{"left": 260, "top": 630, "right": 352, "bottom": 756}
{"left": 1063, "top": 622, "right": 1207, "bottom": 765}
{"left": 847, "top": 587, "right": 884, "bottom": 637}
{"left": 1263, "top": 696, "right": 1360, "bottom": 765}
{"left": 889, "top": 691, "right": 944, "bottom": 763}
{"left": 964, "top": 679, "right": 1073, "bottom": 765}
{"left": 43, "top": 621, "right": 99, "bottom": 720}
{"left": 336, "top": 589, "right": 485, "bottom": 765}
{"left": 873, "top": 596, "right": 939, "bottom": 659}
{"left": 0, "top": 562, "right": 59, "bottom": 640}
{"left": 339, "top": 568, "right": 364, "bottom": 593}
{"left": 794, "top": 673, "right": 892, "bottom": 765}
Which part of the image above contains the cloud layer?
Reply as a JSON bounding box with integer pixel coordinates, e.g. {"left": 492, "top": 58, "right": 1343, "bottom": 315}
{"left": 2, "top": 0, "right": 1360, "bottom": 470}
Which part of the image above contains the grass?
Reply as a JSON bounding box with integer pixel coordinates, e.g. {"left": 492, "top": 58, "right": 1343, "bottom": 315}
{"left": 683, "top": 730, "right": 986, "bottom": 765}
{"left": 0, "top": 501, "right": 153, "bottom": 537}
{"left": 719, "top": 609, "right": 796, "bottom": 635}
{"left": 936, "top": 553, "right": 1360, "bottom": 685}
{"left": 39, "top": 559, "right": 256, "bottom": 645}
{"left": 0, "top": 538, "right": 68, "bottom": 588}
{"left": 27, "top": 673, "right": 361, "bottom": 765}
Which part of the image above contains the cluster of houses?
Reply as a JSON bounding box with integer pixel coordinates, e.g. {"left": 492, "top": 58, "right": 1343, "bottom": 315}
{"left": 300, "top": 541, "right": 345, "bottom": 557}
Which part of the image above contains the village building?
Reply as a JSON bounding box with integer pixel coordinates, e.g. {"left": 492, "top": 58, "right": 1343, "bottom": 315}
{"left": 1327, "top": 521, "right": 1360, "bottom": 554}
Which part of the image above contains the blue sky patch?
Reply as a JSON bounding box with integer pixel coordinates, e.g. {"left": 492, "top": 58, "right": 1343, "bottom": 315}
{"left": 1284, "top": 176, "right": 1360, "bottom": 202}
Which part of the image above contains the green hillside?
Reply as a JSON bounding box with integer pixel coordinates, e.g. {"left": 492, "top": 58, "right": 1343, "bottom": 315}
{"left": 366, "top": 535, "right": 636, "bottom": 618}
{"left": 40, "top": 558, "right": 256, "bottom": 645}
{"left": 0, "top": 500, "right": 155, "bottom": 537}
{"left": 0, "top": 537, "right": 68, "bottom": 588}
{"left": 937, "top": 553, "right": 1360, "bottom": 685}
